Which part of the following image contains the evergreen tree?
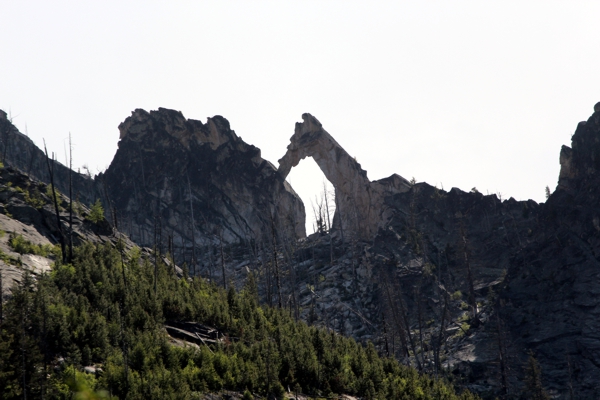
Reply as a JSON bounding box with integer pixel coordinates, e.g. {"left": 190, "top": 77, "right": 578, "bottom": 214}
{"left": 87, "top": 199, "right": 105, "bottom": 223}
{"left": 524, "top": 351, "right": 550, "bottom": 400}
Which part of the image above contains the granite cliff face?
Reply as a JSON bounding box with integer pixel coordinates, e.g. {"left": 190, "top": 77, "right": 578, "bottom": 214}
{"left": 361, "top": 103, "right": 600, "bottom": 399}
{"left": 101, "top": 108, "right": 305, "bottom": 254}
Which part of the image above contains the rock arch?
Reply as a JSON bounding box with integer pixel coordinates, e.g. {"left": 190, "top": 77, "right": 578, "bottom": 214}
{"left": 278, "top": 113, "right": 411, "bottom": 239}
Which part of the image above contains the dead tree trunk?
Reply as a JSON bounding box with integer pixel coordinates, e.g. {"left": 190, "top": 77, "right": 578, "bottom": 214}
{"left": 43, "top": 143, "right": 66, "bottom": 263}
{"left": 383, "top": 280, "right": 410, "bottom": 361}
{"left": 323, "top": 182, "right": 334, "bottom": 265}
{"left": 415, "top": 285, "right": 427, "bottom": 370}
{"left": 334, "top": 190, "right": 345, "bottom": 244}
{"left": 2, "top": 124, "right": 9, "bottom": 165}
{"left": 100, "top": 175, "right": 115, "bottom": 231}
{"left": 0, "top": 270, "right": 3, "bottom": 326}
{"left": 397, "top": 284, "right": 423, "bottom": 371}
{"left": 460, "top": 224, "right": 480, "bottom": 327}
{"left": 187, "top": 176, "right": 196, "bottom": 276}
{"left": 261, "top": 241, "right": 272, "bottom": 308}
{"left": 496, "top": 314, "right": 509, "bottom": 398}
{"left": 382, "top": 315, "right": 390, "bottom": 357}
{"left": 271, "top": 218, "right": 283, "bottom": 309}
{"left": 277, "top": 223, "right": 299, "bottom": 319}
{"left": 68, "top": 134, "right": 73, "bottom": 262}
{"left": 433, "top": 290, "right": 449, "bottom": 377}
{"left": 219, "top": 229, "right": 226, "bottom": 290}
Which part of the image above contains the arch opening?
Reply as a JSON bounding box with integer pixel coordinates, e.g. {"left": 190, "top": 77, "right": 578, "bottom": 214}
{"left": 278, "top": 113, "right": 411, "bottom": 240}
{"left": 286, "top": 157, "right": 336, "bottom": 235}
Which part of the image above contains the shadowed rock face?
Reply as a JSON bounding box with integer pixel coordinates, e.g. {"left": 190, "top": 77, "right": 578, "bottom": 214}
{"left": 558, "top": 102, "right": 600, "bottom": 191}
{"left": 102, "top": 108, "right": 306, "bottom": 251}
{"left": 497, "top": 102, "right": 600, "bottom": 397}
{"left": 278, "top": 113, "right": 411, "bottom": 239}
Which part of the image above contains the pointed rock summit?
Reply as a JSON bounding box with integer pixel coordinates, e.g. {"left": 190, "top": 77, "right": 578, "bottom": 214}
{"left": 103, "top": 108, "right": 306, "bottom": 250}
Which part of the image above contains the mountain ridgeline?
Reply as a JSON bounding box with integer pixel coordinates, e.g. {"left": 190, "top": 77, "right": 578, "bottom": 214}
{"left": 1, "top": 104, "right": 600, "bottom": 398}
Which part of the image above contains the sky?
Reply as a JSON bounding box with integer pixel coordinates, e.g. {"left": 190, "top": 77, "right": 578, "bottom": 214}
{"left": 2, "top": 1, "right": 600, "bottom": 232}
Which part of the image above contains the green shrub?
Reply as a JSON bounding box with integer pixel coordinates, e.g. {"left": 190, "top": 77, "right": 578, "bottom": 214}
{"left": 86, "top": 199, "right": 105, "bottom": 223}
{"left": 0, "top": 248, "right": 21, "bottom": 265}
{"left": 462, "top": 322, "right": 471, "bottom": 331}
{"left": 45, "top": 184, "right": 59, "bottom": 199}
{"left": 270, "top": 382, "right": 286, "bottom": 400}
{"left": 74, "top": 201, "right": 85, "bottom": 216}
{"left": 23, "top": 187, "right": 45, "bottom": 209}
{"left": 45, "top": 184, "right": 65, "bottom": 211}
{"left": 8, "top": 233, "right": 58, "bottom": 257}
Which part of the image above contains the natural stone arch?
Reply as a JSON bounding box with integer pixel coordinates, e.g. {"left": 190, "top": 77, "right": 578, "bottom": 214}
{"left": 278, "top": 113, "right": 411, "bottom": 239}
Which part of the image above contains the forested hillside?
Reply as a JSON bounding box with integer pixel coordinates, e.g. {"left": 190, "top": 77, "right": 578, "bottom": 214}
{"left": 0, "top": 240, "right": 478, "bottom": 399}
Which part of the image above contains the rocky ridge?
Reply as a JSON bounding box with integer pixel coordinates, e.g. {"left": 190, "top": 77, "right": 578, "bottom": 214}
{"left": 0, "top": 110, "right": 99, "bottom": 205}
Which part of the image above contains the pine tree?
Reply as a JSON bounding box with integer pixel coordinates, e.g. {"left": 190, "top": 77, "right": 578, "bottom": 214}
{"left": 523, "top": 351, "right": 550, "bottom": 400}
{"left": 87, "top": 199, "right": 105, "bottom": 223}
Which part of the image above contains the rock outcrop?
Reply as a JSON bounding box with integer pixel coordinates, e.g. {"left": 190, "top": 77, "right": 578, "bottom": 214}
{"left": 278, "top": 113, "right": 411, "bottom": 239}
{"left": 276, "top": 106, "right": 600, "bottom": 398}
{"left": 102, "top": 108, "right": 305, "bottom": 255}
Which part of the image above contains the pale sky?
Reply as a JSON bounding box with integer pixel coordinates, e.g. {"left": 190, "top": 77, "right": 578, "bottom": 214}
{"left": 2, "top": 1, "right": 600, "bottom": 232}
